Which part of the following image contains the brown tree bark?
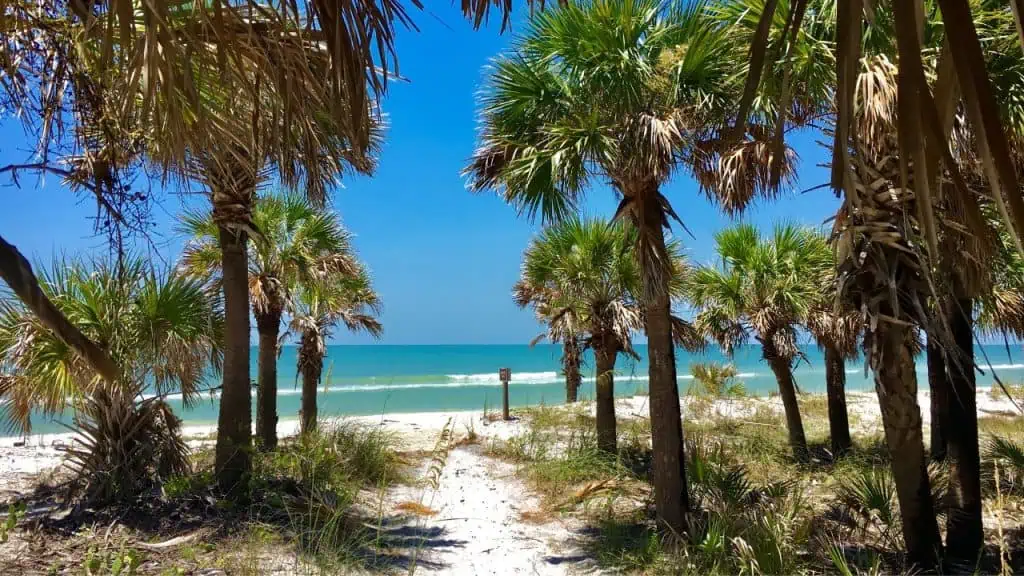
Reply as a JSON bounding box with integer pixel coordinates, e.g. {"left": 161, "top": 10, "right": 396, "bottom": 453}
{"left": 763, "top": 340, "right": 808, "bottom": 460}
{"left": 593, "top": 340, "right": 617, "bottom": 454}
{"left": 825, "top": 345, "right": 852, "bottom": 456}
{"left": 214, "top": 223, "right": 253, "bottom": 494}
{"left": 254, "top": 309, "right": 282, "bottom": 450}
{"left": 927, "top": 335, "right": 949, "bottom": 462}
{"left": 299, "top": 334, "right": 322, "bottom": 436}
{"left": 563, "top": 338, "right": 582, "bottom": 403}
{"left": 638, "top": 188, "right": 689, "bottom": 536}
{"left": 943, "top": 296, "right": 982, "bottom": 567}
{"left": 874, "top": 321, "right": 942, "bottom": 569}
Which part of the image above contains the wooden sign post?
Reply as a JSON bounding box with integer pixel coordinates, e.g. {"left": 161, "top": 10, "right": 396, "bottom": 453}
{"left": 499, "top": 367, "right": 511, "bottom": 421}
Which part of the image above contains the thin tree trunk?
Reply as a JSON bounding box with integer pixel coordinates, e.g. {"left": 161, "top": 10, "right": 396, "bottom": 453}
{"left": 927, "top": 335, "right": 949, "bottom": 461}
{"left": 299, "top": 335, "right": 322, "bottom": 436}
{"left": 825, "top": 345, "right": 852, "bottom": 456}
{"left": 874, "top": 321, "right": 942, "bottom": 569}
{"left": 944, "top": 296, "right": 982, "bottom": 567}
{"left": 638, "top": 188, "right": 689, "bottom": 536}
{"left": 564, "top": 338, "right": 582, "bottom": 403}
{"left": 763, "top": 340, "right": 808, "bottom": 460}
{"left": 0, "top": 236, "right": 119, "bottom": 383}
{"left": 594, "top": 341, "right": 617, "bottom": 454}
{"left": 255, "top": 309, "right": 282, "bottom": 450}
{"left": 214, "top": 223, "right": 253, "bottom": 494}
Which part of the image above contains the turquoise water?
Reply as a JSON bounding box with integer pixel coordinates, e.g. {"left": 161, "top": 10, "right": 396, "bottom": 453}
{"left": 9, "top": 344, "right": 1024, "bottom": 436}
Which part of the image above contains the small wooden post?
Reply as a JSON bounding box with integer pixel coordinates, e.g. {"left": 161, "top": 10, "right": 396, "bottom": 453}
{"left": 499, "top": 367, "right": 511, "bottom": 420}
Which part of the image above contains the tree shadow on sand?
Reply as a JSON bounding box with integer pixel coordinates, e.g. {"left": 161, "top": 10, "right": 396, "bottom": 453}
{"left": 0, "top": 480, "right": 469, "bottom": 573}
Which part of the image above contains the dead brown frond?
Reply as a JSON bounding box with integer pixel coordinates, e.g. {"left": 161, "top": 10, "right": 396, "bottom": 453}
{"left": 517, "top": 508, "right": 554, "bottom": 524}
{"left": 806, "top": 305, "right": 862, "bottom": 360}
{"left": 394, "top": 501, "right": 439, "bottom": 517}
{"left": 692, "top": 130, "right": 798, "bottom": 215}
{"left": 670, "top": 315, "right": 705, "bottom": 353}
{"left": 63, "top": 390, "right": 190, "bottom": 506}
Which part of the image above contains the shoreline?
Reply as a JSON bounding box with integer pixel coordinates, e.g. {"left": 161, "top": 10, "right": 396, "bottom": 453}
{"left": 1, "top": 387, "right": 1019, "bottom": 485}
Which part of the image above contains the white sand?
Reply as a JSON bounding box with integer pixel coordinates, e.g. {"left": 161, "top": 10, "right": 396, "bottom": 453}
{"left": 2, "top": 387, "right": 1019, "bottom": 479}
{"left": 1, "top": 388, "right": 1020, "bottom": 574}
{"left": 381, "top": 446, "right": 589, "bottom": 575}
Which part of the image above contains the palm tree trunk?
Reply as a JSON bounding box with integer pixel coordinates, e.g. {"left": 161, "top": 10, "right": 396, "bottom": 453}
{"left": 255, "top": 309, "right": 282, "bottom": 450}
{"left": 927, "top": 335, "right": 948, "bottom": 461}
{"left": 874, "top": 321, "right": 942, "bottom": 569}
{"left": 943, "top": 296, "right": 982, "bottom": 567}
{"left": 299, "top": 333, "right": 322, "bottom": 436}
{"left": 763, "top": 340, "right": 808, "bottom": 460}
{"left": 564, "top": 338, "right": 582, "bottom": 403}
{"left": 825, "top": 344, "right": 852, "bottom": 456}
{"left": 593, "top": 340, "right": 617, "bottom": 453}
{"left": 638, "top": 190, "right": 690, "bottom": 536}
{"left": 214, "top": 222, "right": 253, "bottom": 493}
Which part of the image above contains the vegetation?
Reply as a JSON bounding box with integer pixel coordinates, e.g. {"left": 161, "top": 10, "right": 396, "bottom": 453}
{"left": 467, "top": 0, "right": 767, "bottom": 535}
{"left": 689, "top": 223, "right": 831, "bottom": 459}
{"left": 180, "top": 192, "right": 360, "bottom": 450}
{"left": 288, "top": 269, "right": 382, "bottom": 436}
{"left": 513, "top": 218, "right": 696, "bottom": 453}
{"left": 0, "top": 257, "right": 223, "bottom": 504}
{"left": 3, "top": 0, "right": 1024, "bottom": 573}
{"left": 688, "top": 362, "right": 745, "bottom": 399}
{"left": 487, "top": 391, "right": 1024, "bottom": 575}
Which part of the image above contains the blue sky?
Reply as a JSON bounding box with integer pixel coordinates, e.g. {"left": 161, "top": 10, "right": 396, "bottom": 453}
{"left": 0, "top": 7, "right": 842, "bottom": 345}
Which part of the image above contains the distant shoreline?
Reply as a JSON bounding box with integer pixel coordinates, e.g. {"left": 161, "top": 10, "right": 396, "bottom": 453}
{"left": 2, "top": 385, "right": 1018, "bottom": 451}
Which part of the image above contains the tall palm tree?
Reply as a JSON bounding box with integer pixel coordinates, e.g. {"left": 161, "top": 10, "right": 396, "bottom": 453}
{"left": 689, "top": 223, "right": 831, "bottom": 459}
{"left": 289, "top": 267, "right": 382, "bottom": 435}
{"left": 464, "top": 0, "right": 778, "bottom": 534}
{"left": 717, "top": 0, "right": 1024, "bottom": 565}
{"left": 20, "top": 2, "right": 377, "bottom": 494}
{"left": 515, "top": 218, "right": 668, "bottom": 453}
{"left": 179, "top": 193, "right": 357, "bottom": 450}
{"left": 0, "top": 257, "right": 223, "bottom": 504}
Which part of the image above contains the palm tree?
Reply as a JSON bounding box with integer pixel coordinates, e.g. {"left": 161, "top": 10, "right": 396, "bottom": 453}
{"left": 180, "top": 193, "right": 357, "bottom": 450}
{"left": 0, "top": 257, "right": 222, "bottom": 504}
{"left": 515, "top": 218, "right": 655, "bottom": 453}
{"left": 689, "top": 223, "right": 831, "bottom": 460}
{"left": 33, "top": 3, "right": 377, "bottom": 494}
{"left": 513, "top": 280, "right": 586, "bottom": 404}
{"left": 289, "top": 268, "right": 382, "bottom": 435}
{"left": 464, "top": 0, "right": 777, "bottom": 534}
{"left": 806, "top": 275, "right": 861, "bottom": 457}
{"left": 717, "top": 1, "right": 1010, "bottom": 565}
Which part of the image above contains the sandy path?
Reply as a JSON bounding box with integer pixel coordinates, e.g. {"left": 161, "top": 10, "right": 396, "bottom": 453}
{"left": 382, "top": 445, "right": 592, "bottom": 575}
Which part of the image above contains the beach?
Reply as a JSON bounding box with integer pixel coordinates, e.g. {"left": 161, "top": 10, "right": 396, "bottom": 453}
{"left": 5, "top": 386, "right": 1019, "bottom": 477}
{"left": 3, "top": 386, "right": 1019, "bottom": 575}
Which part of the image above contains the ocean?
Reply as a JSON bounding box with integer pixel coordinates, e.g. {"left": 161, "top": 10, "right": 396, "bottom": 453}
{"left": 7, "top": 343, "right": 1024, "bottom": 436}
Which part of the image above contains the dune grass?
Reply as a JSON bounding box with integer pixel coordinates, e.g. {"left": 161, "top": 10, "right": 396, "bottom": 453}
{"left": 485, "top": 393, "right": 1024, "bottom": 575}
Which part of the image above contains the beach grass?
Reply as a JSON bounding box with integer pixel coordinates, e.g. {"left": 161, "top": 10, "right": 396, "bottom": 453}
{"left": 482, "top": 391, "right": 1024, "bottom": 575}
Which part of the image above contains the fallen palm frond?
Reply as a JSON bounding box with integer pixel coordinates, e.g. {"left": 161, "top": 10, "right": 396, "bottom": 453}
{"left": 394, "top": 501, "right": 439, "bottom": 517}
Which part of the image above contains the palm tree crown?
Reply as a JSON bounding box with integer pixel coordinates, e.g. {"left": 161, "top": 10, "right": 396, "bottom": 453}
{"left": 0, "top": 257, "right": 223, "bottom": 431}
{"left": 689, "top": 222, "right": 830, "bottom": 459}
{"left": 467, "top": 0, "right": 756, "bottom": 265}
{"left": 516, "top": 218, "right": 647, "bottom": 360}
{"left": 289, "top": 265, "right": 382, "bottom": 435}
{"left": 179, "top": 192, "right": 357, "bottom": 316}
{"left": 689, "top": 223, "right": 830, "bottom": 357}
